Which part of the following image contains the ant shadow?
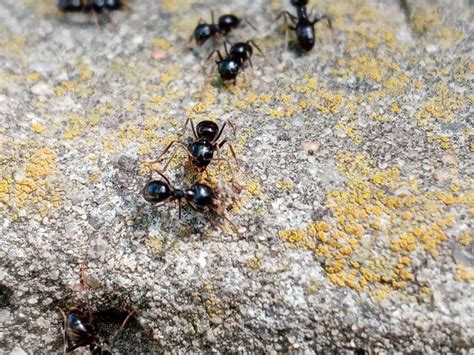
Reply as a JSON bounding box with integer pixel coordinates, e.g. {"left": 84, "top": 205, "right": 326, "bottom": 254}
{"left": 0, "top": 284, "right": 14, "bottom": 310}
{"left": 287, "top": 41, "right": 308, "bottom": 58}
{"left": 94, "top": 307, "right": 155, "bottom": 353}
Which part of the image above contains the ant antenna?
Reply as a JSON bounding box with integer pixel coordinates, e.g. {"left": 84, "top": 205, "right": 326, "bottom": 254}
{"left": 245, "top": 19, "right": 258, "bottom": 32}
{"left": 154, "top": 171, "right": 173, "bottom": 187}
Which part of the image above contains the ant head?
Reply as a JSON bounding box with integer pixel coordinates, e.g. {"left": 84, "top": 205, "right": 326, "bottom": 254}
{"left": 217, "top": 58, "right": 241, "bottom": 81}
{"left": 218, "top": 14, "right": 240, "bottom": 34}
{"left": 291, "top": 0, "right": 309, "bottom": 7}
{"left": 194, "top": 24, "right": 217, "bottom": 46}
{"left": 142, "top": 180, "right": 172, "bottom": 203}
{"left": 196, "top": 120, "right": 219, "bottom": 141}
{"left": 230, "top": 42, "right": 252, "bottom": 62}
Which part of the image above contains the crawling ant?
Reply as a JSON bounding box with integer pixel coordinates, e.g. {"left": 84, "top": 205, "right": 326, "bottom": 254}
{"left": 62, "top": 308, "right": 137, "bottom": 354}
{"left": 192, "top": 11, "right": 256, "bottom": 46}
{"left": 148, "top": 118, "right": 239, "bottom": 176}
{"left": 212, "top": 50, "right": 243, "bottom": 86}
{"left": 58, "top": 0, "right": 126, "bottom": 27}
{"left": 207, "top": 40, "right": 267, "bottom": 84}
{"left": 142, "top": 171, "right": 238, "bottom": 234}
{"left": 276, "top": 0, "right": 332, "bottom": 52}
{"left": 61, "top": 263, "right": 137, "bottom": 354}
{"left": 62, "top": 308, "right": 111, "bottom": 354}
{"left": 58, "top": 0, "right": 123, "bottom": 12}
{"left": 210, "top": 40, "right": 267, "bottom": 69}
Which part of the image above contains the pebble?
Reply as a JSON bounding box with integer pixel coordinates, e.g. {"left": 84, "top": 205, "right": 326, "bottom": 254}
{"left": 0, "top": 309, "right": 11, "bottom": 324}
{"left": 432, "top": 169, "right": 450, "bottom": 182}
{"left": 30, "top": 83, "right": 54, "bottom": 96}
{"left": 49, "top": 270, "right": 59, "bottom": 281}
{"left": 29, "top": 61, "right": 58, "bottom": 74}
{"left": 301, "top": 141, "right": 320, "bottom": 155}
{"left": 426, "top": 44, "right": 438, "bottom": 53}
{"left": 9, "top": 346, "right": 28, "bottom": 355}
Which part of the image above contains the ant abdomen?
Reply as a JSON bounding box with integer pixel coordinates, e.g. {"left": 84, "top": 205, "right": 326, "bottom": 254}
{"left": 142, "top": 180, "right": 171, "bottom": 203}
{"left": 196, "top": 121, "right": 219, "bottom": 141}
{"left": 217, "top": 14, "right": 241, "bottom": 34}
{"left": 194, "top": 24, "right": 219, "bottom": 46}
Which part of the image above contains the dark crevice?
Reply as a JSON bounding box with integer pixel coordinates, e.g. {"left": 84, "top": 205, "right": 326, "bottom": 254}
{"left": 0, "top": 284, "right": 14, "bottom": 309}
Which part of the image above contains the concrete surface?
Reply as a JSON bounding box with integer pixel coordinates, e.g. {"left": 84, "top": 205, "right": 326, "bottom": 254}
{"left": 0, "top": 0, "right": 473, "bottom": 353}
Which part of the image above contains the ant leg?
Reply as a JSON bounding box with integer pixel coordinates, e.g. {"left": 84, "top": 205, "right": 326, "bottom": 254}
{"left": 111, "top": 309, "right": 138, "bottom": 344}
{"left": 153, "top": 171, "right": 173, "bottom": 186}
{"left": 312, "top": 14, "right": 332, "bottom": 28}
{"left": 145, "top": 140, "right": 189, "bottom": 170}
{"left": 92, "top": 10, "right": 101, "bottom": 32}
{"left": 78, "top": 261, "right": 94, "bottom": 323}
{"left": 186, "top": 201, "right": 228, "bottom": 235}
{"left": 218, "top": 141, "right": 240, "bottom": 167}
{"left": 226, "top": 120, "right": 237, "bottom": 135}
{"left": 211, "top": 156, "right": 240, "bottom": 187}
{"left": 312, "top": 14, "right": 334, "bottom": 43}
{"left": 205, "top": 49, "right": 220, "bottom": 63}
{"left": 244, "top": 19, "right": 258, "bottom": 32}
{"left": 247, "top": 56, "right": 254, "bottom": 72}
{"left": 160, "top": 144, "right": 192, "bottom": 173}
{"left": 247, "top": 40, "right": 270, "bottom": 65}
{"left": 242, "top": 70, "right": 248, "bottom": 85}
{"left": 224, "top": 41, "right": 230, "bottom": 57}
{"left": 213, "top": 121, "right": 228, "bottom": 143}
{"left": 103, "top": 9, "right": 117, "bottom": 31}
{"left": 129, "top": 201, "right": 169, "bottom": 223}
{"left": 275, "top": 11, "right": 297, "bottom": 24}
{"left": 204, "top": 49, "right": 224, "bottom": 74}
{"left": 211, "top": 10, "right": 215, "bottom": 25}
{"left": 276, "top": 11, "right": 297, "bottom": 56}
{"left": 209, "top": 201, "right": 240, "bottom": 236}
{"left": 60, "top": 310, "right": 68, "bottom": 353}
{"left": 182, "top": 117, "right": 197, "bottom": 138}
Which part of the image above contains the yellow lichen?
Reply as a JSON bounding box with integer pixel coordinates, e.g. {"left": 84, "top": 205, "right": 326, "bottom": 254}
{"left": 454, "top": 266, "right": 473, "bottom": 282}
{"left": 32, "top": 122, "right": 44, "bottom": 134}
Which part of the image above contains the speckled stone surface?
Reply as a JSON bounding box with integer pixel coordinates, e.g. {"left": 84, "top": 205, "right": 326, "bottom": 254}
{"left": 0, "top": 0, "right": 473, "bottom": 353}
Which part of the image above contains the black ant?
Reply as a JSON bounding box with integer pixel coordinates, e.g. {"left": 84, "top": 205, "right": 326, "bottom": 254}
{"left": 62, "top": 308, "right": 111, "bottom": 354}
{"left": 276, "top": 0, "right": 332, "bottom": 52}
{"left": 192, "top": 11, "right": 256, "bottom": 46}
{"left": 61, "top": 263, "right": 137, "bottom": 354}
{"left": 58, "top": 0, "right": 126, "bottom": 27}
{"left": 206, "top": 40, "right": 268, "bottom": 85}
{"left": 148, "top": 118, "right": 239, "bottom": 176}
{"left": 142, "top": 171, "right": 238, "bottom": 234}
{"left": 58, "top": 0, "right": 123, "bottom": 12}
{"left": 62, "top": 308, "right": 137, "bottom": 354}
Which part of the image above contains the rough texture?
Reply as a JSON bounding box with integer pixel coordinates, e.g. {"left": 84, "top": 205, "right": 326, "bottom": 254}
{"left": 0, "top": 0, "right": 473, "bottom": 353}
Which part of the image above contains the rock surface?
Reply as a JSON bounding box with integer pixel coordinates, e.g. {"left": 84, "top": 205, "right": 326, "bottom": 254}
{"left": 0, "top": 0, "right": 473, "bottom": 353}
